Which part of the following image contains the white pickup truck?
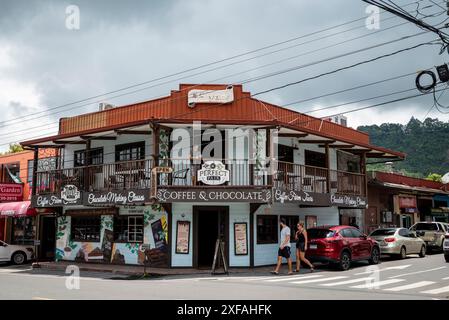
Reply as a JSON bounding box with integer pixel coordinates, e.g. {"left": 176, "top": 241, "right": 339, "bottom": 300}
{"left": 0, "top": 240, "right": 34, "bottom": 265}
{"left": 444, "top": 233, "right": 449, "bottom": 263}
{"left": 410, "top": 222, "right": 447, "bottom": 252}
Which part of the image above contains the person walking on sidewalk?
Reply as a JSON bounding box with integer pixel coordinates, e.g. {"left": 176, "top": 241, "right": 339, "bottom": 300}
{"left": 295, "top": 222, "right": 314, "bottom": 273}
{"left": 271, "top": 218, "right": 293, "bottom": 275}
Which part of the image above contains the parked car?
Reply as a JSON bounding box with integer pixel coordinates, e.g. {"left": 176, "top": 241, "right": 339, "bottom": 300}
{"left": 0, "top": 240, "right": 34, "bottom": 265}
{"left": 409, "top": 222, "right": 446, "bottom": 252}
{"left": 369, "top": 228, "right": 426, "bottom": 259}
{"left": 305, "top": 225, "right": 380, "bottom": 271}
{"left": 444, "top": 233, "right": 449, "bottom": 262}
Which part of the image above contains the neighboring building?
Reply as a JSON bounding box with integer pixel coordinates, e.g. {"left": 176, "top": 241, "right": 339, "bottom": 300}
{"left": 0, "top": 149, "right": 58, "bottom": 260}
{"left": 367, "top": 171, "right": 449, "bottom": 232}
{"left": 21, "top": 84, "right": 404, "bottom": 268}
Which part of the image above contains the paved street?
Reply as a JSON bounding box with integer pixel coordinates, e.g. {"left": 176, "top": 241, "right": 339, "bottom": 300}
{"left": 0, "top": 253, "right": 448, "bottom": 300}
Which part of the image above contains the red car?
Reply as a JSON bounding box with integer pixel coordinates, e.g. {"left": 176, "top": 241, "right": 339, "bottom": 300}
{"left": 305, "top": 225, "right": 381, "bottom": 271}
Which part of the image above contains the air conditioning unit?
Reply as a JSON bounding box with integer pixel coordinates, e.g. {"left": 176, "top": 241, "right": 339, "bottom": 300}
{"left": 99, "top": 102, "right": 115, "bottom": 111}
{"left": 324, "top": 115, "right": 347, "bottom": 127}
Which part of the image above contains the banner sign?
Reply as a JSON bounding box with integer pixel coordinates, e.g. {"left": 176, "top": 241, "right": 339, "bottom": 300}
{"left": 84, "top": 189, "right": 148, "bottom": 206}
{"left": 273, "top": 188, "right": 330, "bottom": 206}
{"left": 31, "top": 185, "right": 82, "bottom": 208}
{"left": 0, "top": 183, "right": 23, "bottom": 202}
{"left": 330, "top": 194, "right": 368, "bottom": 208}
{"left": 156, "top": 188, "right": 272, "bottom": 203}
{"left": 197, "top": 161, "right": 230, "bottom": 185}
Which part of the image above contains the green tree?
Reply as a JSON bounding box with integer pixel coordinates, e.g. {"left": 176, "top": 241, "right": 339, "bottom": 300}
{"left": 426, "top": 173, "right": 443, "bottom": 182}
{"left": 0, "top": 143, "right": 24, "bottom": 155}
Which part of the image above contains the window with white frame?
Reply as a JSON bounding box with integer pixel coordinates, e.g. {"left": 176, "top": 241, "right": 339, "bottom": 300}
{"left": 114, "top": 215, "right": 144, "bottom": 243}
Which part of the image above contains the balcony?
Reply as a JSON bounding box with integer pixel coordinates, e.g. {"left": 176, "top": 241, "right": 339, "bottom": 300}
{"left": 34, "top": 158, "right": 365, "bottom": 196}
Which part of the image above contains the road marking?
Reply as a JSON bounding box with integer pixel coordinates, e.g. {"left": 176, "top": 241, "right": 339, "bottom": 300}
{"left": 32, "top": 296, "right": 54, "bottom": 300}
{"left": 384, "top": 281, "right": 435, "bottom": 292}
{"left": 320, "top": 277, "right": 374, "bottom": 287}
{"left": 389, "top": 266, "right": 447, "bottom": 279}
{"left": 355, "top": 265, "right": 411, "bottom": 275}
{"left": 421, "top": 285, "right": 449, "bottom": 295}
{"left": 266, "top": 275, "right": 322, "bottom": 282}
{"left": 291, "top": 276, "right": 347, "bottom": 285}
{"left": 442, "top": 277, "right": 449, "bottom": 280}
{"left": 351, "top": 279, "right": 404, "bottom": 289}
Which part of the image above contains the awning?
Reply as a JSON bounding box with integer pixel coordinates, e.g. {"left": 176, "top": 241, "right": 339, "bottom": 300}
{"left": 0, "top": 201, "right": 37, "bottom": 217}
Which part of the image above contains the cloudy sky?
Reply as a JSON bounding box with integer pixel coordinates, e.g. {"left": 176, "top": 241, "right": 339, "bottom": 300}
{"left": 0, "top": 0, "right": 448, "bottom": 151}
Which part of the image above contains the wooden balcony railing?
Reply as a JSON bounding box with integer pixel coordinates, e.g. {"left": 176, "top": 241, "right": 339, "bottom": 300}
{"left": 34, "top": 158, "right": 365, "bottom": 196}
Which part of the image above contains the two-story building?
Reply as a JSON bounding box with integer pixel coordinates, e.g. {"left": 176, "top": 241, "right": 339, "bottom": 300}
{"left": 21, "top": 84, "right": 404, "bottom": 268}
{"left": 0, "top": 149, "right": 58, "bottom": 260}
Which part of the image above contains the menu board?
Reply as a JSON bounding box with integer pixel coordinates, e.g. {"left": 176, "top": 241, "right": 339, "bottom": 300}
{"left": 234, "top": 223, "right": 248, "bottom": 255}
{"left": 176, "top": 221, "right": 190, "bottom": 254}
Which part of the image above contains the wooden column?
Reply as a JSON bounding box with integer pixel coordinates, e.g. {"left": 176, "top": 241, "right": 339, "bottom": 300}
{"left": 31, "top": 147, "right": 39, "bottom": 196}
{"left": 151, "top": 123, "right": 160, "bottom": 166}
{"left": 324, "top": 143, "right": 331, "bottom": 193}
{"left": 266, "top": 128, "right": 273, "bottom": 186}
{"left": 360, "top": 152, "right": 367, "bottom": 197}
{"left": 84, "top": 139, "right": 91, "bottom": 191}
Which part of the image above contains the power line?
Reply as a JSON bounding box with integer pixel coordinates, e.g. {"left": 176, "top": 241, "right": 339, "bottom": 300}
{"left": 0, "top": 0, "right": 440, "bottom": 130}
{"left": 0, "top": 31, "right": 436, "bottom": 142}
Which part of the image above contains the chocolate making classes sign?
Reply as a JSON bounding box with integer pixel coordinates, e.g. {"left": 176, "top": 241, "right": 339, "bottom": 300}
{"left": 84, "top": 189, "right": 149, "bottom": 206}
{"left": 156, "top": 188, "right": 272, "bottom": 203}
{"left": 330, "top": 194, "right": 367, "bottom": 209}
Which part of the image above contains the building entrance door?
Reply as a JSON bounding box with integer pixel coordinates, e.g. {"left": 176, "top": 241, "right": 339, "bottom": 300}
{"left": 39, "top": 215, "right": 56, "bottom": 260}
{"left": 401, "top": 214, "right": 413, "bottom": 229}
{"left": 193, "top": 206, "right": 229, "bottom": 269}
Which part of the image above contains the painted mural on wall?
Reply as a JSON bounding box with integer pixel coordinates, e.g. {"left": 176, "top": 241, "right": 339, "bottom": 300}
{"left": 55, "top": 205, "right": 169, "bottom": 266}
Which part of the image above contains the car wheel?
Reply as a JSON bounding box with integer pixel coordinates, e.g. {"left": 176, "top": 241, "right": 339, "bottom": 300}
{"left": 11, "top": 252, "right": 26, "bottom": 265}
{"left": 369, "top": 246, "right": 380, "bottom": 265}
{"left": 445, "top": 255, "right": 449, "bottom": 263}
{"left": 419, "top": 245, "right": 426, "bottom": 258}
{"left": 399, "top": 246, "right": 407, "bottom": 260}
{"left": 339, "top": 251, "right": 351, "bottom": 271}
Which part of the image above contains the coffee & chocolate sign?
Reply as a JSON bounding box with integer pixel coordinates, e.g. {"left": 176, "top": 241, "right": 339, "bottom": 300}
{"left": 156, "top": 188, "right": 271, "bottom": 203}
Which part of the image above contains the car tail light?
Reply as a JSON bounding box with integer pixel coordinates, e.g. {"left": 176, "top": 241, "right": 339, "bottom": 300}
{"left": 445, "top": 234, "right": 449, "bottom": 239}
{"left": 384, "top": 237, "right": 396, "bottom": 243}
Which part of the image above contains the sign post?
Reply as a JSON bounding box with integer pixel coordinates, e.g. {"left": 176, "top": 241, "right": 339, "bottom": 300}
{"left": 33, "top": 239, "right": 41, "bottom": 268}
{"left": 211, "top": 239, "right": 228, "bottom": 275}
{"left": 140, "top": 244, "right": 151, "bottom": 277}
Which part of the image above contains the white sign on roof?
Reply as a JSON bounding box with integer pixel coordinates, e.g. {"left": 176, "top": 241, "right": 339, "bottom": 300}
{"left": 187, "top": 87, "right": 234, "bottom": 106}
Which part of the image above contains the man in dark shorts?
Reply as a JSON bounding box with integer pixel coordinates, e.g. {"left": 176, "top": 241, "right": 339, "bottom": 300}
{"left": 271, "top": 218, "right": 293, "bottom": 275}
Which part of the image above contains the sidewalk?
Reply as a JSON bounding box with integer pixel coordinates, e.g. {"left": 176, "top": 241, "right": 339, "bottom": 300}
{"left": 33, "top": 261, "right": 286, "bottom": 277}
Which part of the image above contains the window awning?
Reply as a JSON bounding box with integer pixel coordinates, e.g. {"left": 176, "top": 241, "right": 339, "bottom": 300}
{"left": 0, "top": 201, "right": 37, "bottom": 217}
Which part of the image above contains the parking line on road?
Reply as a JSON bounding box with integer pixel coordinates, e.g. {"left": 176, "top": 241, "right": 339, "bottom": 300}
{"left": 389, "top": 266, "right": 447, "bottom": 279}
{"left": 442, "top": 277, "right": 449, "bottom": 280}
{"left": 384, "top": 281, "right": 435, "bottom": 292}
{"left": 420, "top": 285, "right": 449, "bottom": 295}
{"left": 266, "top": 275, "right": 322, "bottom": 282}
{"left": 32, "top": 296, "right": 54, "bottom": 300}
{"left": 320, "top": 277, "right": 373, "bottom": 287}
{"left": 351, "top": 279, "right": 404, "bottom": 289}
{"left": 291, "top": 276, "right": 347, "bottom": 285}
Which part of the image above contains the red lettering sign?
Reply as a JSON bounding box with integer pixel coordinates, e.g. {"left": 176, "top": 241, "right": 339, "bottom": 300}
{"left": 0, "top": 183, "right": 23, "bottom": 202}
{"left": 399, "top": 196, "right": 416, "bottom": 208}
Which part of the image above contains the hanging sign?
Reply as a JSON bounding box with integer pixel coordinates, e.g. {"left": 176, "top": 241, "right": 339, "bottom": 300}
{"left": 197, "top": 161, "right": 230, "bottom": 185}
